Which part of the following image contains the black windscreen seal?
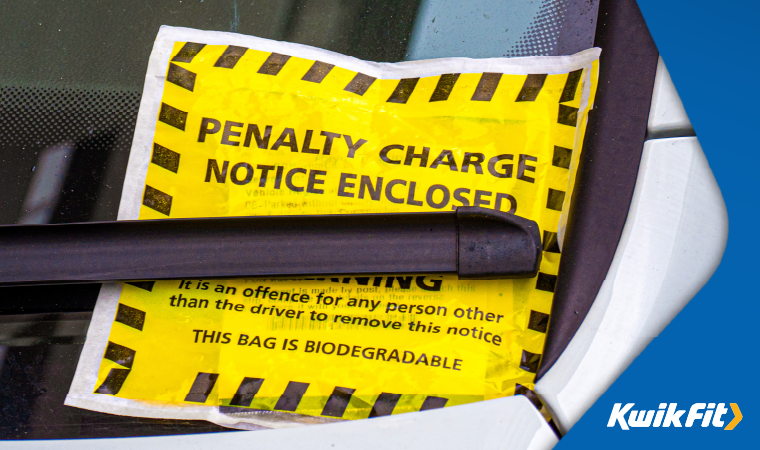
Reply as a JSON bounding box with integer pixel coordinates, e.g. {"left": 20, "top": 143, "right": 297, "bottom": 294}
{"left": 536, "top": 0, "right": 660, "bottom": 379}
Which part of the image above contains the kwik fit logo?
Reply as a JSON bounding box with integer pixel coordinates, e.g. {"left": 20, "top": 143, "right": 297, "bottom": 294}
{"left": 608, "top": 403, "right": 742, "bottom": 430}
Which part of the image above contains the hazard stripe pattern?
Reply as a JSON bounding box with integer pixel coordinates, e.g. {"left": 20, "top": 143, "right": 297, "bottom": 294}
{"left": 95, "top": 368, "right": 131, "bottom": 395}
{"left": 180, "top": 373, "right": 452, "bottom": 418}
{"left": 125, "top": 280, "right": 156, "bottom": 291}
{"left": 158, "top": 102, "right": 187, "bottom": 131}
{"left": 171, "top": 42, "right": 206, "bottom": 63}
{"left": 258, "top": 53, "right": 291, "bottom": 75}
{"left": 321, "top": 386, "right": 356, "bottom": 417}
{"left": 166, "top": 46, "right": 578, "bottom": 108}
{"left": 344, "top": 73, "right": 377, "bottom": 96}
{"left": 429, "top": 74, "right": 460, "bottom": 102}
{"left": 142, "top": 185, "right": 172, "bottom": 216}
{"left": 559, "top": 69, "right": 583, "bottom": 103}
{"left": 515, "top": 74, "right": 548, "bottom": 102}
{"left": 185, "top": 372, "right": 220, "bottom": 403}
{"left": 115, "top": 303, "right": 146, "bottom": 331}
{"left": 274, "top": 381, "right": 310, "bottom": 411}
{"left": 166, "top": 63, "right": 197, "bottom": 92}
{"left": 151, "top": 143, "right": 181, "bottom": 173}
{"left": 542, "top": 231, "right": 560, "bottom": 253}
{"left": 527, "top": 310, "right": 550, "bottom": 334}
{"left": 95, "top": 284, "right": 150, "bottom": 396}
{"left": 552, "top": 145, "right": 573, "bottom": 169}
{"left": 230, "top": 377, "right": 265, "bottom": 407}
{"left": 514, "top": 383, "right": 543, "bottom": 410}
{"left": 387, "top": 78, "right": 420, "bottom": 104}
{"left": 528, "top": 69, "right": 582, "bottom": 376}
{"left": 520, "top": 350, "right": 541, "bottom": 373}
{"left": 214, "top": 45, "right": 247, "bottom": 69}
{"left": 471, "top": 73, "right": 503, "bottom": 101}
{"left": 535, "top": 273, "right": 558, "bottom": 293}
{"left": 95, "top": 342, "right": 137, "bottom": 395}
{"left": 369, "top": 392, "right": 402, "bottom": 417}
{"left": 302, "top": 61, "right": 335, "bottom": 83}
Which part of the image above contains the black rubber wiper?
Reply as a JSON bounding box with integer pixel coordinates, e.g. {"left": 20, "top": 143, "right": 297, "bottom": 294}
{"left": 0, "top": 206, "right": 541, "bottom": 286}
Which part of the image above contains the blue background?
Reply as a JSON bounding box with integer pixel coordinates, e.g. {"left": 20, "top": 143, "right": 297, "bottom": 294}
{"left": 557, "top": 1, "right": 758, "bottom": 447}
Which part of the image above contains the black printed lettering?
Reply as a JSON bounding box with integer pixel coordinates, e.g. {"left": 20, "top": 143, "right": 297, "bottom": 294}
{"left": 359, "top": 176, "right": 383, "bottom": 201}
{"left": 205, "top": 159, "right": 229, "bottom": 183}
{"left": 343, "top": 135, "right": 367, "bottom": 158}
{"left": 271, "top": 128, "right": 299, "bottom": 152}
{"left": 488, "top": 154, "right": 514, "bottom": 178}
{"left": 243, "top": 124, "right": 272, "bottom": 149}
{"left": 385, "top": 179, "right": 406, "bottom": 204}
{"left": 517, "top": 154, "right": 537, "bottom": 183}
{"left": 230, "top": 162, "right": 253, "bottom": 185}
{"left": 221, "top": 121, "right": 244, "bottom": 146}
{"left": 301, "top": 130, "right": 321, "bottom": 154}
{"left": 338, "top": 173, "right": 357, "bottom": 198}
{"left": 321, "top": 131, "right": 341, "bottom": 155}
{"left": 380, "top": 144, "right": 403, "bottom": 164}
{"left": 404, "top": 146, "right": 430, "bottom": 167}
{"left": 285, "top": 168, "right": 307, "bottom": 192}
{"left": 462, "top": 153, "right": 485, "bottom": 174}
{"left": 198, "top": 118, "right": 221, "bottom": 142}
{"left": 307, "top": 170, "right": 327, "bottom": 194}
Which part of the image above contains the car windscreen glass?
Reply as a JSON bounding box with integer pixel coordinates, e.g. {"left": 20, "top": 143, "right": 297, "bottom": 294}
{"left": 0, "top": 0, "right": 597, "bottom": 439}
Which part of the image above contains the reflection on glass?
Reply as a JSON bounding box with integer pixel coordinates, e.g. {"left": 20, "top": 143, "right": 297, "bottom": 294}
{"left": 18, "top": 144, "right": 74, "bottom": 224}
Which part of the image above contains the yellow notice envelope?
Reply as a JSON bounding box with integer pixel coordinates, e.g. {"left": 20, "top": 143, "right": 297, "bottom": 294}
{"left": 66, "top": 26, "right": 599, "bottom": 429}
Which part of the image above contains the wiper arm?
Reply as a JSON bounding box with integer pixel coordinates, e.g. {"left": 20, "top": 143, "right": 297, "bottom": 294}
{"left": 0, "top": 206, "right": 541, "bottom": 286}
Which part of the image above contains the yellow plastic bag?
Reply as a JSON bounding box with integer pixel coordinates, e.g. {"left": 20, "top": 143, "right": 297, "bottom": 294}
{"left": 66, "top": 26, "right": 599, "bottom": 429}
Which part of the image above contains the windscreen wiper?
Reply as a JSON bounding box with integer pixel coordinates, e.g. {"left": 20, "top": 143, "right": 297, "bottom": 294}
{"left": 0, "top": 206, "right": 541, "bottom": 286}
